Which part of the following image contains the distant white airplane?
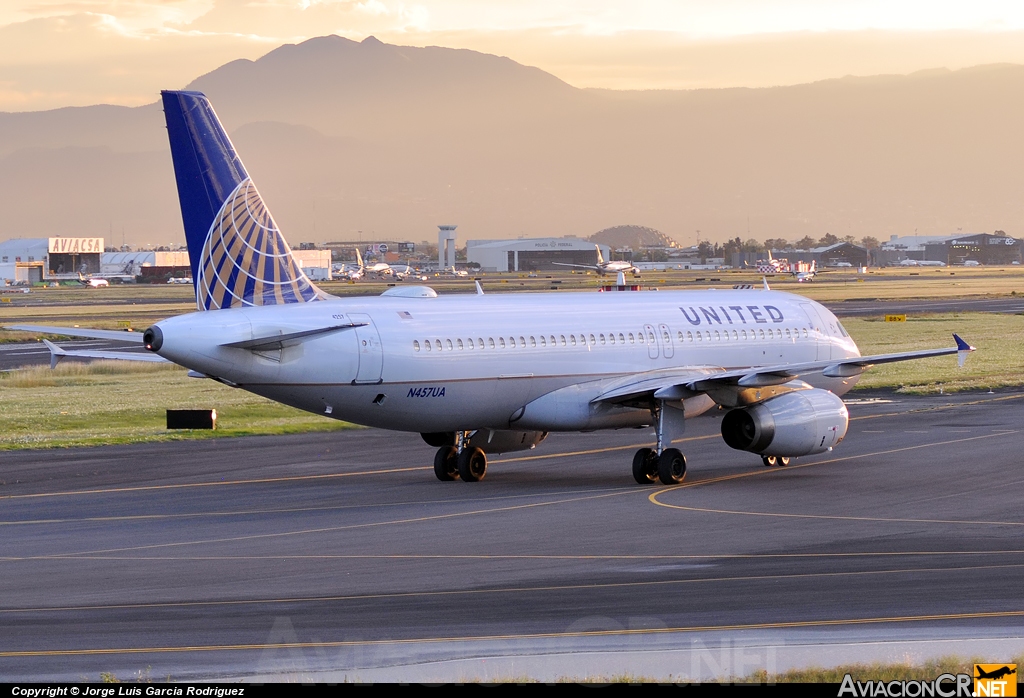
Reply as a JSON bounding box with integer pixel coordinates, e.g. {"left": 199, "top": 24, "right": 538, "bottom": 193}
{"left": 554, "top": 245, "right": 639, "bottom": 276}
{"left": 9, "top": 90, "right": 975, "bottom": 486}
{"left": 792, "top": 261, "right": 817, "bottom": 282}
{"left": 78, "top": 273, "right": 109, "bottom": 288}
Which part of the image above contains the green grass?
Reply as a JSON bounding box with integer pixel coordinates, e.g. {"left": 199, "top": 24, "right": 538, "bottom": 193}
{"left": 0, "top": 361, "right": 354, "bottom": 450}
{"left": 843, "top": 312, "right": 1024, "bottom": 393}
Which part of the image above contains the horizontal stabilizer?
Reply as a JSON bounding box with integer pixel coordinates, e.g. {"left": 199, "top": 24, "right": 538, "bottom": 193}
{"left": 221, "top": 323, "right": 365, "bottom": 351}
{"left": 41, "top": 339, "right": 168, "bottom": 368}
{"left": 6, "top": 324, "right": 146, "bottom": 343}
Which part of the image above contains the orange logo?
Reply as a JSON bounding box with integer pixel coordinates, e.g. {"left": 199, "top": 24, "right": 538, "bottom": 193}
{"left": 974, "top": 664, "right": 1017, "bottom": 697}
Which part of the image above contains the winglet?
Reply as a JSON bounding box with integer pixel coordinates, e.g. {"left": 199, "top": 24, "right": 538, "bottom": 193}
{"left": 41, "top": 338, "right": 66, "bottom": 369}
{"left": 954, "top": 333, "right": 974, "bottom": 368}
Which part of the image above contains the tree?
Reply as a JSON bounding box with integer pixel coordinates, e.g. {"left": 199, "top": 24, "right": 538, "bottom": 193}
{"left": 795, "top": 236, "right": 816, "bottom": 250}
{"left": 843, "top": 235, "right": 856, "bottom": 244}
{"left": 763, "top": 238, "right": 789, "bottom": 252}
{"left": 860, "top": 236, "right": 880, "bottom": 250}
{"left": 818, "top": 233, "right": 840, "bottom": 246}
{"left": 697, "top": 240, "right": 714, "bottom": 263}
{"left": 743, "top": 238, "right": 763, "bottom": 253}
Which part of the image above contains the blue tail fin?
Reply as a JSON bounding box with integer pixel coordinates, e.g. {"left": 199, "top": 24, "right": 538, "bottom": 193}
{"left": 161, "top": 90, "right": 324, "bottom": 310}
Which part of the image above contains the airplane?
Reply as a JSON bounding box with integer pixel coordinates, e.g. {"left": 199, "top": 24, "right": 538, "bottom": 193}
{"left": 553, "top": 245, "right": 640, "bottom": 277}
{"left": 6, "top": 90, "right": 975, "bottom": 485}
{"left": 898, "top": 259, "right": 945, "bottom": 267}
{"left": 756, "top": 250, "right": 788, "bottom": 274}
{"left": 792, "top": 261, "right": 816, "bottom": 282}
{"left": 333, "top": 249, "right": 366, "bottom": 281}
{"left": 78, "top": 273, "right": 109, "bottom": 288}
{"left": 975, "top": 666, "right": 1016, "bottom": 681}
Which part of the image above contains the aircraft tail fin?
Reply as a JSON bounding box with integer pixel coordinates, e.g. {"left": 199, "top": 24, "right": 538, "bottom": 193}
{"left": 355, "top": 248, "right": 364, "bottom": 271}
{"left": 595, "top": 244, "right": 606, "bottom": 265}
{"left": 161, "top": 90, "right": 325, "bottom": 310}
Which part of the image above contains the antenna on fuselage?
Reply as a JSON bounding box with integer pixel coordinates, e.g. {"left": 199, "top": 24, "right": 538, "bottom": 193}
{"left": 762, "top": 276, "right": 771, "bottom": 291}
{"left": 475, "top": 280, "right": 484, "bottom": 295}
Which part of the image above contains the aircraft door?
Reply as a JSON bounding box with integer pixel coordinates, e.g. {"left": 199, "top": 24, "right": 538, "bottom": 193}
{"left": 658, "top": 323, "right": 674, "bottom": 359}
{"left": 800, "top": 303, "right": 832, "bottom": 361}
{"left": 348, "top": 312, "right": 383, "bottom": 384}
{"left": 644, "top": 323, "right": 659, "bottom": 359}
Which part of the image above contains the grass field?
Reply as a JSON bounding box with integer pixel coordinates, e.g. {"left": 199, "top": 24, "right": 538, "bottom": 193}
{"left": 0, "top": 361, "right": 353, "bottom": 451}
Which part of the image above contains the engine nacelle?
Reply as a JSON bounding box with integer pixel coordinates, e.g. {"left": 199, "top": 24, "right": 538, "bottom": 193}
{"left": 421, "top": 430, "right": 548, "bottom": 454}
{"left": 721, "top": 389, "right": 848, "bottom": 457}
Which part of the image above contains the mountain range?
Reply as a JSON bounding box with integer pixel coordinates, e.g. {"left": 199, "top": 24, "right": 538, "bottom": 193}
{"left": 2, "top": 35, "right": 1023, "bottom": 246}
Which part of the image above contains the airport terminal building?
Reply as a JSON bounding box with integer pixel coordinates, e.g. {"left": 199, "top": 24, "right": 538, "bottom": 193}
{"left": 467, "top": 237, "right": 610, "bottom": 272}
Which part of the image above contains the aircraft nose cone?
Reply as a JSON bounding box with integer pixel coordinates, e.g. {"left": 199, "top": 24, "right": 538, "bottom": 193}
{"left": 143, "top": 326, "right": 163, "bottom": 352}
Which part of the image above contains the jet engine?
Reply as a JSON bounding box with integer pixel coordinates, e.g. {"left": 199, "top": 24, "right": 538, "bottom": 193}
{"left": 421, "top": 430, "right": 548, "bottom": 454}
{"left": 721, "top": 389, "right": 848, "bottom": 457}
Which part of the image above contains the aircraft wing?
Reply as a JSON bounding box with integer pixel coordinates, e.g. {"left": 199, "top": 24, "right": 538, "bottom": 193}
{"left": 593, "top": 335, "right": 973, "bottom": 405}
{"left": 6, "top": 324, "right": 146, "bottom": 343}
{"left": 551, "top": 263, "right": 598, "bottom": 271}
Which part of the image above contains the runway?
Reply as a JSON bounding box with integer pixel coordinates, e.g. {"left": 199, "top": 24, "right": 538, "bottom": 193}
{"left": 1, "top": 392, "right": 1022, "bottom": 682}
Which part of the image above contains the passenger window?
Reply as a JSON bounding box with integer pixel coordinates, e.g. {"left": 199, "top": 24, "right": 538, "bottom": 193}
{"left": 714, "top": 330, "right": 720, "bottom": 341}
{"left": 446, "top": 339, "right": 453, "bottom": 350}
{"left": 570, "top": 335, "right": 577, "bottom": 346}
{"left": 425, "top": 340, "right": 432, "bottom": 352}
{"left": 509, "top": 337, "right": 516, "bottom": 348}
{"left": 733, "top": 330, "right": 739, "bottom": 340}
{"left": 629, "top": 333, "right": 634, "bottom": 344}
{"left": 758, "top": 329, "right": 765, "bottom": 340}
{"left": 457, "top": 339, "right": 464, "bottom": 350}
{"left": 609, "top": 334, "right": 616, "bottom": 345}
{"left": 550, "top": 335, "right": 557, "bottom": 346}
{"left": 618, "top": 333, "right": 625, "bottom": 343}
{"left": 435, "top": 339, "right": 442, "bottom": 351}
{"left": 530, "top": 336, "right": 537, "bottom": 347}
{"left": 560, "top": 335, "right": 566, "bottom": 346}
{"left": 519, "top": 336, "right": 526, "bottom": 347}
{"left": 539, "top": 336, "right": 546, "bottom": 347}
{"left": 696, "top": 332, "right": 702, "bottom": 342}
{"left": 600, "top": 334, "right": 606, "bottom": 345}
{"left": 687, "top": 331, "right": 693, "bottom": 342}
{"left": 499, "top": 337, "right": 506, "bottom": 348}
{"left": 489, "top": 337, "right": 495, "bottom": 348}
{"left": 413, "top": 340, "right": 420, "bottom": 352}
{"left": 663, "top": 330, "right": 670, "bottom": 343}
{"left": 467, "top": 338, "right": 475, "bottom": 349}
{"left": 589, "top": 334, "right": 596, "bottom": 345}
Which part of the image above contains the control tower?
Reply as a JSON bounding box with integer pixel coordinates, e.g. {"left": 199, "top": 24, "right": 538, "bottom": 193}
{"left": 438, "top": 225, "right": 457, "bottom": 270}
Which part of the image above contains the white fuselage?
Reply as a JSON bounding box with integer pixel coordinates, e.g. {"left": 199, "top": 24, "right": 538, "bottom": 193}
{"left": 152, "top": 288, "right": 860, "bottom": 434}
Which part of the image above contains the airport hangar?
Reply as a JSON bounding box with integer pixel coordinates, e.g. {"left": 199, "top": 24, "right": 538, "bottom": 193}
{"left": 467, "top": 237, "right": 611, "bottom": 272}
{"left": 0, "top": 237, "right": 332, "bottom": 283}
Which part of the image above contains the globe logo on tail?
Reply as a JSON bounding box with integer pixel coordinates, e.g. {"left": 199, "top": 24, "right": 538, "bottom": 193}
{"left": 197, "top": 178, "right": 323, "bottom": 310}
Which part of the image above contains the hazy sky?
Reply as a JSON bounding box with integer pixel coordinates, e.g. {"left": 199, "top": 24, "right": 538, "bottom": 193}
{"left": 6, "top": 1, "right": 1024, "bottom": 111}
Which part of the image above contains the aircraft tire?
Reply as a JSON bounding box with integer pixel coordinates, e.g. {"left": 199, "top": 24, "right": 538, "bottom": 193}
{"left": 631, "top": 448, "right": 658, "bottom": 484}
{"left": 657, "top": 448, "right": 686, "bottom": 485}
{"left": 778, "top": 457, "right": 791, "bottom": 467}
{"left": 762, "top": 455, "right": 778, "bottom": 467}
{"left": 433, "top": 446, "right": 459, "bottom": 481}
{"left": 458, "top": 447, "right": 487, "bottom": 482}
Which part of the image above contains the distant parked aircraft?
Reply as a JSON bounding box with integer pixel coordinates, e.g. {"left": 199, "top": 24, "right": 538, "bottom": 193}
{"left": 554, "top": 245, "right": 640, "bottom": 276}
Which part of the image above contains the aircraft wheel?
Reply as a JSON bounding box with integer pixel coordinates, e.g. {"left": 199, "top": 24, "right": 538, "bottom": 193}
{"left": 762, "top": 455, "right": 778, "bottom": 467}
{"left": 458, "top": 447, "right": 487, "bottom": 482}
{"left": 631, "top": 448, "right": 658, "bottom": 484}
{"left": 657, "top": 448, "right": 687, "bottom": 485}
{"left": 778, "top": 457, "right": 791, "bottom": 467}
{"left": 433, "top": 446, "right": 459, "bottom": 481}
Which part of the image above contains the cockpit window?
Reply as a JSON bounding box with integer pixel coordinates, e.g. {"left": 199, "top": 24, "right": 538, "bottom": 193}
{"left": 836, "top": 321, "right": 850, "bottom": 338}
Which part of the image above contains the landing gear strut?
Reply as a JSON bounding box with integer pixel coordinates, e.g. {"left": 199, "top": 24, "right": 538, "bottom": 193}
{"left": 433, "top": 431, "right": 487, "bottom": 482}
{"left": 632, "top": 401, "right": 687, "bottom": 485}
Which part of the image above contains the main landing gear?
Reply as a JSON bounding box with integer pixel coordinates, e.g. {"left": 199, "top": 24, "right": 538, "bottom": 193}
{"left": 433, "top": 431, "right": 487, "bottom": 483}
{"left": 632, "top": 401, "right": 687, "bottom": 485}
{"left": 761, "top": 455, "right": 791, "bottom": 467}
